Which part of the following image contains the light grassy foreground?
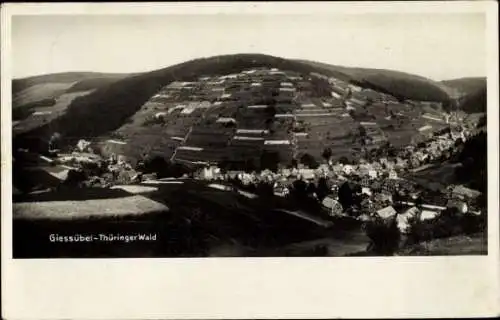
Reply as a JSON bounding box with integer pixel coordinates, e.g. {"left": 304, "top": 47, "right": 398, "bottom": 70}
{"left": 13, "top": 195, "right": 169, "bottom": 220}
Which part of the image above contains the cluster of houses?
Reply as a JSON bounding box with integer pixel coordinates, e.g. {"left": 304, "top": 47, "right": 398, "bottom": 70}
{"left": 192, "top": 120, "right": 483, "bottom": 234}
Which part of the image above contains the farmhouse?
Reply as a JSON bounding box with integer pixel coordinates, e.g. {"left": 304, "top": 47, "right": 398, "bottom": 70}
{"left": 420, "top": 210, "right": 439, "bottom": 220}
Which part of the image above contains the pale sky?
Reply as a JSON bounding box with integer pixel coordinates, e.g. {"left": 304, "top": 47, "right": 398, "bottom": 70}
{"left": 12, "top": 13, "right": 486, "bottom": 81}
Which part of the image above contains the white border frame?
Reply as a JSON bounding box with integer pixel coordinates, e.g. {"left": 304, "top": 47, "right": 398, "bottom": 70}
{"left": 2, "top": 2, "right": 499, "bottom": 319}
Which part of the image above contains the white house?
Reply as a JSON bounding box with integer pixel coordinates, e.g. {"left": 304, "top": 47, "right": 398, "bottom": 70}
{"left": 343, "top": 165, "right": 355, "bottom": 175}
{"left": 376, "top": 206, "right": 397, "bottom": 219}
{"left": 420, "top": 210, "right": 439, "bottom": 221}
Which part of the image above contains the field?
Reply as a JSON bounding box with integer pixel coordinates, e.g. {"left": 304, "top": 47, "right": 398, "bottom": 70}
{"left": 13, "top": 82, "right": 77, "bottom": 108}
{"left": 13, "top": 90, "right": 95, "bottom": 135}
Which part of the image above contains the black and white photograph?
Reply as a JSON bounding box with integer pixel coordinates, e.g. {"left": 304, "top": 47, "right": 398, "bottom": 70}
{"left": 8, "top": 7, "right": 491, "bottom": 259}
{"left": 2, "top": 2, "right": 499, "bottom": 320}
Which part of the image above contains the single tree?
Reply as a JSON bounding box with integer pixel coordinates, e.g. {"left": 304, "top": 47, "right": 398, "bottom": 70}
{"left": 322, "top": 147, "right": 333, "bottom": 161}
{"left": 300, "top": 153, "right": 319, "bottom": 169}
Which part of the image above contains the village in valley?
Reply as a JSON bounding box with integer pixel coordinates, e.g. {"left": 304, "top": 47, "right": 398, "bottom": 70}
{"left": 12, "top": 62, "right": 487, "bottom": 257}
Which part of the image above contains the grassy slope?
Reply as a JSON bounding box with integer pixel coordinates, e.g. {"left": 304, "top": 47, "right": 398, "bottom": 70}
{"left": 12, "top": 72, "right": 132, "bottom": 94}
{"left": 12, "top": 72, "right": 132, "bottom": 110}
{"left": 13, "top": 83, "right": 75, "bottom": 109}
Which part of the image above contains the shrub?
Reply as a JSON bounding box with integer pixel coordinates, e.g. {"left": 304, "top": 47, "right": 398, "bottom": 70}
{"left": 300, "top": 153, "right": 319, "bottom": 169}
{"left": 364, "top": 218, "right": 402, "bottom": 255}
{"left": 406, "top": 209, "right": 486, "bottom": 245}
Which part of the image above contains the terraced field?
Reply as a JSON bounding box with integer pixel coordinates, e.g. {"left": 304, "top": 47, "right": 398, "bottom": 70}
{"left": 98, "top": 66, "right": 454, "bottom": 168}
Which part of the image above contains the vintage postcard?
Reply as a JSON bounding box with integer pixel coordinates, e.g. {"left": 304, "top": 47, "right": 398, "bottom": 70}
{"left": 2, "top": 2, "right": 499, "bottom": 319}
